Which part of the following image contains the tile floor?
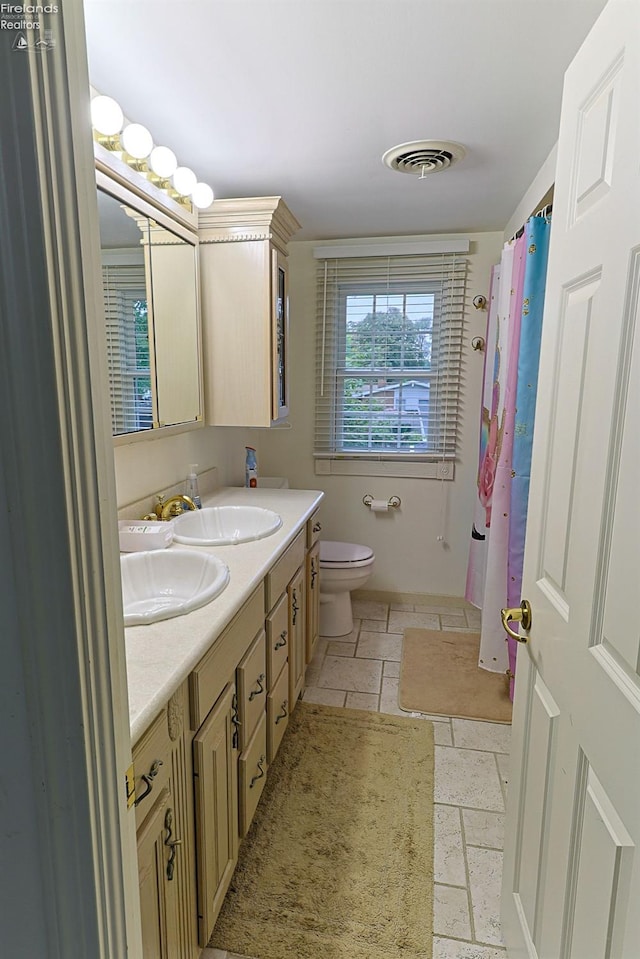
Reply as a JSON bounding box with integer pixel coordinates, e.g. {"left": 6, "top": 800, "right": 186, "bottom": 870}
{"left": 204, "top": 598, "right": 510, "bottom": 959}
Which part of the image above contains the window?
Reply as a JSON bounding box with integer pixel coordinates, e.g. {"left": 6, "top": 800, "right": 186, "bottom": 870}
{"left": 314, "top": 247, "right": 467, "bottom": 474}
{"left": 102, "top": 262, "right": 153, "bottom": 435}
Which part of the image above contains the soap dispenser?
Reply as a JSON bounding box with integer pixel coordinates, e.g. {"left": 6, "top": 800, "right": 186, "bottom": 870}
{"left": 245, "top": 447, "right": 258, "bottom": 488}
{"left": 185, "top": 464, "right": 202, "bottom": 508}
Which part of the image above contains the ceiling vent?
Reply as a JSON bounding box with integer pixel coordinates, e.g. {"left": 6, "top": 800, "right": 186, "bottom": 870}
{"left": 382, "top": 140, "right": 466, "bottom": 176}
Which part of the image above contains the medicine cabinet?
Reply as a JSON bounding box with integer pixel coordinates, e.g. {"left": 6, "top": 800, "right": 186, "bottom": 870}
{"left": 95, "top": 145, "right": 203, "bottom": 439}
{"left": 198, "top": 197, "right": 300, "bottom": 428}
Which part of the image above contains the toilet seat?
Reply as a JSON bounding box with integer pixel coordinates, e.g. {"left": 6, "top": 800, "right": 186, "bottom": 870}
{"left": 319, "top": 540, "right": 374, "bottom": 569}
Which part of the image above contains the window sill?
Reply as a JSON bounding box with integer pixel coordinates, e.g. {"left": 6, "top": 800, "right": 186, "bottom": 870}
{"left": 314, "top": 458, "right": 454, "bottom": 480}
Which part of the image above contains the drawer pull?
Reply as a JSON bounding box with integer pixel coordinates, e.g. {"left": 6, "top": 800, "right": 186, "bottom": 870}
{"left": 275, "top": 630, "right": 288, "bottom": 650}
{"left": 249, "top": 755, "right": 266, "bottom": 789}
{"left": 249, "top": 674, "right": 265, "bottom": 701}
{"left": 164, "top": 808, "right": 182, "bottom": 882}
{"left": 292, "top": 590, "right": 299, "bottom": 625}
{"left": 275, "top": 700, "right": 288, "bottom": 725}
{"left": 231, "top": 692, "right": 241, "bottom": 749}
{"left": 310, "top": 559, "right": 318, "bottom": 589}
{"left": 312, "top": 521, "right": 322, "bottom": 533}
{"left": 134, "top": 758, "right": 163, "bottom": 807}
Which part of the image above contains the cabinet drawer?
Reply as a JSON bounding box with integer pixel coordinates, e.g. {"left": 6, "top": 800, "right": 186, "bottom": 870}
{"left": 306, "top": 511, "right": 322, "bottom": 548}
{"left": 190, "top": 583, "right": 265, "bottom": 730}
{"left": 265, "top": 592, "right": 288, "bottom": 687}
{"left": 132, "top": 707, "right": 173, "bottom": 830}
{"left": 237, "top": 629, "right": 267, "bottom": 751}
{"left": 265, "top": 530, "right": 305, "bottom": 611}
{"left": 239, "top": 713, "right": 268, "bottom": 837}
{"left": 267, "top": 661, "right": 289, "bottom": 763}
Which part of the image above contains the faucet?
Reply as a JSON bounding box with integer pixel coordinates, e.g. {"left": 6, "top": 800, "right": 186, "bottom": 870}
{"left": 142, "top": 494, "right": 197, "bottom": 521}
{"left": 160, "top": 494, "right": 197, "bottom": 520}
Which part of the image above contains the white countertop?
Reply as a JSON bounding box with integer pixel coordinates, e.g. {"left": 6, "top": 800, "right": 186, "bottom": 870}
{"left": 125, "top": 486, "right": 324, "bottom": 742}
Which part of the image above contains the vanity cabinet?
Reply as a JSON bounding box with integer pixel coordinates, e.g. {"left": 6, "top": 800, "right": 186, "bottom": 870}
{"left": 306, "top": 541, "right": 320, "bottom": 664}
{"left": 288, "top": 565, "right": 306, "bottom": 707}
{"left": 133, "top": 683, "right": 197, "bottom": 959}
{"left": 192, "top": 682, "right": 238, "bottom": 947}
{"left": 198, "top": 197, "right": 300, "bottom": 427}
{"left": 189, "top": 584, "right": 265, "bottom": 946}
{"left": 265, "top": 592, "right": 290, "bottom": 763}
{"left": 133, "top": 509, "right": 321, "bottom": 955}
{"left": 305, "top": 511, "right": 322, "bottom": 664}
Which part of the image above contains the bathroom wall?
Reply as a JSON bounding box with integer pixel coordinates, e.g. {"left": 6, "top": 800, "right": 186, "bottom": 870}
{"left": 113, "top": 424, "right": 259, "bottom": 507}
{"left": 257, "top": 231, "right": 503, "bottom": 597}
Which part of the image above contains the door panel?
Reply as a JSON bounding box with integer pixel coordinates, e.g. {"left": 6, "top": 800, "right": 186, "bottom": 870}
{"left": 502, "top": 3, "right": 640, "bottom": 957}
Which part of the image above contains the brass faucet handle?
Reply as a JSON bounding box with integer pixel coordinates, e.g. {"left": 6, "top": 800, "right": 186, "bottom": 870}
{"left": 159, "top": 494, "right": 197, "bottom": 521}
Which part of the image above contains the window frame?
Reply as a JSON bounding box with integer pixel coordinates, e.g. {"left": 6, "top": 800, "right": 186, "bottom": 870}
{"left": 334, "top": 279, "right": 441, "bottom": 457}
{"left": 314, "top": 247, "right": 467, "bottom": 479}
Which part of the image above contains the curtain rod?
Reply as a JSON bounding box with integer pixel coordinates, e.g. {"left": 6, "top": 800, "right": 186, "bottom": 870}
{"left": 509, "top": 203, "right": 553, "bottom": 242}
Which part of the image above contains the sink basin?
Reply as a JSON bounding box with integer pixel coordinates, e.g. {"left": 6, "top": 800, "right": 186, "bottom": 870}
{"left": 121, "top": 549, "right": 230, "bottom": 626}
{"left": 171, "top": 505, "right": 282, "bottom": 546}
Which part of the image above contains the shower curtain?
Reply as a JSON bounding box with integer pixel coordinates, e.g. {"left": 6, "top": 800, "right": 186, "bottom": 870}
{"left": 465, "top": 214, "right": 551, "bottom": 698}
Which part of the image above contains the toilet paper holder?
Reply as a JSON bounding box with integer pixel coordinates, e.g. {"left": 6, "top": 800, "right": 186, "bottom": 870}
{"left": 363, "top": 494, "right": 401, "bottom": 510}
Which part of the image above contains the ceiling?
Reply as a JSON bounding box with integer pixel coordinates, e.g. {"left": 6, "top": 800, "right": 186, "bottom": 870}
{"left": 82, "top": 0, "right": 606, "bottom": 240}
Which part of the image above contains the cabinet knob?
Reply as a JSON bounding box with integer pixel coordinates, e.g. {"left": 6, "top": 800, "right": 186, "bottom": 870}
{"left": 292, "top": 591, "right": 299, "bottom": 625}
{"left": 275, "top": 630, "right": 287, "bottom": 650}
{"left": 275, "top": 700, "right": 288, "bottom": 725}
{"left": 312, "top": 521, "right": 322, "bottom": 533}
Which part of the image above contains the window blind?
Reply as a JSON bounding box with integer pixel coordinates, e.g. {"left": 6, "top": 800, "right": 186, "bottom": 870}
{"left": 314, "top": 252, "right": 467, "bottom": 461}
{"left": 101, "top": 263, "right": 152, "bottom": 435}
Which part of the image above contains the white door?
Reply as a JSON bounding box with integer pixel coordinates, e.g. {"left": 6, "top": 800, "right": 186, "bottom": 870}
{"left": 501, "top": 1, "right": 640, "bottom": 957}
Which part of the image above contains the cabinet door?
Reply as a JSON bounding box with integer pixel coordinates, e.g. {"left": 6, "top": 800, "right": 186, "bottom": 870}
{"left": 192, "top": 683, "right": 239, "bottom": 947}
{"left": 266, "top": 591, "right": 289, "bottom": 687}
{"left": 236, "top": 629, "right": 267, "bottom": 751}
{"left": 288, "top": 565, "right": 306, "bottom": 708}
{"left": 267, "top": 660, "right": 290, "bottom": 763}
{"left": 137, "top": 783, "right": 181, "bottom": 959}
{"left": 305, "top": 542, "right": 320, "bottom": 664}
{"left": 134, "top": 687, "right": 197, "bottom": 959}
{"left": 239, "top": 712, "right": 269, "bottom": 837}
{"left": 271, "top": 247, "right": 289, "bottom": 422}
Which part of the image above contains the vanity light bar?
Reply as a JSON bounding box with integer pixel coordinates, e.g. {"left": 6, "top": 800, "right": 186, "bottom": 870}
{"left": 90, "top": 92, "right": 215, "bottom": 209}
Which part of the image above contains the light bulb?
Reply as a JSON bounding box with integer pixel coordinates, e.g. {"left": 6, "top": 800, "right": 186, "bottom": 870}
{"left": 172, "top": 166, "right": 197, "bottom": 196}
{"left": 149, "top": 145, "right": 177, "bottom": 179}
{"left": 91, "top": 95, "right": 124, "bottom": 136}
{"left": 191, "top": 183, "right": 214, "bottom": 209}
{"left": 120, "top": 123, "right": 153, "bottom": 160}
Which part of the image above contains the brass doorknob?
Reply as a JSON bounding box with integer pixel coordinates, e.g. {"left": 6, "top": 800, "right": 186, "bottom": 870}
{"left": 500, "top": 600, "right": 532, "bottom": 643}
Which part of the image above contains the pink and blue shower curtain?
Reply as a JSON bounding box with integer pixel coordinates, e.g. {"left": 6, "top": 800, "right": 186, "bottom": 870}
{"left": 465, "top": 214, "right": 551, "bottom": 699}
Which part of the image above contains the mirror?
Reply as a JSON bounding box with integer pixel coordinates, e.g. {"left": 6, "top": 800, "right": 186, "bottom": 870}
{"left": 96, "top": 180, "right": 202, "bottom": 438}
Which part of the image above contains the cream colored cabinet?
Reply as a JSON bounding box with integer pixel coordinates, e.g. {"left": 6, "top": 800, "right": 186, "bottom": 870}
{"left": 133, "top": 683, "right": 198, "bottom": 959}
{"left": 192, "top": 682, "right": 238, "bottom": 947}
{"left": 288, "top": 565, "right": 306, "bottom": 708}
{"left": 198, "top": 197, "right": 300, "bottom": 427}
{"left": 306, "top": 541, "right": 320, "bottom": 664}
{"left": 137, "top": 776, "right": 181, "bottom": 959}
{"left": 188, "top": 585, "right": 264, "bottom": 946}
{"left": 134, "top": 518, "right": 320, "bottom": 956}
{"left": 305, "top": 511, "right": 322, "bottom": 665}
{"left": 267, "top": 656, "right": 290, "bottom": 762}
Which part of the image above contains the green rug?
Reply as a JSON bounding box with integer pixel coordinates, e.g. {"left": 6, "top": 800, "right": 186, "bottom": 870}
{"left": 210, "top": 702, "right": 434, "bottom": 958}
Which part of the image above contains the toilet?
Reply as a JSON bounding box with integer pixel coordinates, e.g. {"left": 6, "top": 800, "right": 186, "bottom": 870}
{"left": 319, "top": 540, "right": 375, "bottom": 637}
